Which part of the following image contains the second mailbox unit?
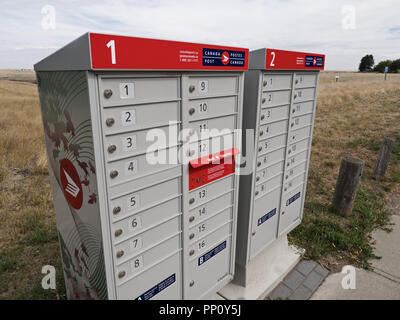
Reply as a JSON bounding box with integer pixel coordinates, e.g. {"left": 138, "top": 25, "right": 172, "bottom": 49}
{"left": 34, "top": 33, "right": 248, "bottom": 299}
{"left": 236, "top": 49, "right": 324, "bottom": 285}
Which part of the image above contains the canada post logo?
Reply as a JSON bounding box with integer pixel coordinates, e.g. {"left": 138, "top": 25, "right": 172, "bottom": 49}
{"left": 305, "top": 55, "right": 324, "bottom": 68}
{"left": 60, "top": 158, "right": 83, "bottom": 210}
{"left": 203, "top": 48, "right": 245, "bottom": 67}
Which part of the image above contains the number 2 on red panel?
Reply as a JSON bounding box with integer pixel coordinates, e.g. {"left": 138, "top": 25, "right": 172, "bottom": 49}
{"left": 270, "top": 51, "right": 276, "bottom": 67}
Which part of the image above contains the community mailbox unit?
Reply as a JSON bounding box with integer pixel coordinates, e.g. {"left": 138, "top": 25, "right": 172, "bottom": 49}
{"left": 235, "top": 49, "right": 324, "bottom": 285}
{"left": 34, "top": 33, "right": 248, "bottom": 299}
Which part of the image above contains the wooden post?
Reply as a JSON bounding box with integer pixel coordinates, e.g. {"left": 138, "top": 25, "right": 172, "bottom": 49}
{"left": 332, "top": 157, "right": 364, "bottom": 216}
{"left": 373, "top": 137, "right": 394, "bottom": 180}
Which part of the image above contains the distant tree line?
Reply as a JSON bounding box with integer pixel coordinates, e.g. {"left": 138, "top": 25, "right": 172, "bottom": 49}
{"left": 359, "top": 54, "right": 400, "bottom": 73}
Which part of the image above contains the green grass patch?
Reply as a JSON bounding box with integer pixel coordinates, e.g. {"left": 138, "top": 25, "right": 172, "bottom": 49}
{"left": 289, "top": 184, "right": 392, "bottom": 269}
{"left": 0, "top": 248, "right": 20, "bottom": 275}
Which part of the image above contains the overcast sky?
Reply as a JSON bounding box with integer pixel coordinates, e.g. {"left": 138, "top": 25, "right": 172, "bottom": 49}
{"left": 1, "top": 0, "right": 399, "bottom": 70}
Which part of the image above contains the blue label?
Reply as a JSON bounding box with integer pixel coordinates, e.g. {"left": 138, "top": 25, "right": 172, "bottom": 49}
{"left": 257, "top": 208, "right": 277, "bottom": 226}
{"left": 198, "top": 240, "right": 227, "bottom": 266}
{"left": 305, "top": 55, "right": 324, "bottom": 68}
{"left": 286, "top": 192, "right": 301, "bottom": 206}
{"left": 385, "top": 66, "right": 389, "bottom": 73}
{"left": 203, "top": 48, "right": 245, "bottom": 67}
{"left": 135, "top": 274, "right": 176, "bottom": 300}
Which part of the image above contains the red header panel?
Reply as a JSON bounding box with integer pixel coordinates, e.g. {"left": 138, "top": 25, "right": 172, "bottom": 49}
{"left": 89, "top": 33, "right": 248, "bottom": 71}
{"left": 265, "top": 49, "right": 325, "bottom": 70}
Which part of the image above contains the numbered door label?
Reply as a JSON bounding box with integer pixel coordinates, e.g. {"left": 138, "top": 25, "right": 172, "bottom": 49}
{"left": 130, "top": 215, "right": 142, "bottom": 231}
{"left": 124, "top": 159, "right": 138, "bottom": 176}
{"left": 198, "top": 80, "right": 208, "bottom": 94}
{"left": 121, "top": 109, "right": 136, "bottom": 126}
{"left": 265, "top": 77, "right": 273, "bottom": 88}
{"left": 197, "top": 205, "right": 207, "bottom": 219}
{"left": 131, "top": 255, "right": 144, "bottom": 272}
{"left": 127, "top": 194, "right": 140, "bottom": 211}
{"left": 198, "top": 188, "right": 207, "bottom": 201}
{"left": 198, "top": 101, "right": 208, "bottom": 114}
{"left": 119, "top": 83, "right": 134, "bottom": 99}
{"left": 122, "top": 135, "right": 137, "bottom": 152}
{"left": 198, "top": 141, "right": 208, "bottom": 156}
{"left": 198, "top": 121, "right": 208, "bottom": 133}
{"left": 197, "top": 239, "right": 207, "bottom": 252}
{"left": 129, "top": 236, "right": 143, "bottom": 253}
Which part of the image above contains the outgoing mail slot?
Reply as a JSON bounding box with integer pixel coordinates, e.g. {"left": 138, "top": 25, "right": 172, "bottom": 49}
{"left": 116, "top": 251, "right": 182, "bottom": 300}
{"left": 188, "top": 175, "right": 234, "bottom": 208}
{"left": 186, "top": 76, "right": 238, "bottom": 98}
{"left": 259, "top": 119, "right": 289, "bottom": 138}
{"left": 104, "top": 124, "right": 179, "bottom": 162}
{"left": 188, "top": 115, "right": 236, "bottom": 140}
{"left": 116, "top": 234, "right": 180, "bottom": 285}
{"left": 258, "top": 134, "right": 287, "bottom": 155}
{"left": 293, "top": 88, "right": 315, "bottom": 102}
{"left": 260, "top": 105, "right": 290, "bottom": 125}
{"left": 294, "top": 73, "right": 317, "bottom": 88}
{"left": 189, "top": 191, "right": 233, "bottom": 225}
{"left": 106, "top": 146, "right": 179, "bottom": 186}
{"left": 261, "top": 90, "right": 291, "bottom": 107}
{"left": 100, "top": 77, "right": 180, "bottom": 107}
{"left": 187, "top": 96, "right": 237, "bottom": 121}
{"left": 189, "top": 207, "right": 232, "bottom": 242}
{"left": 188, "top": 148, "right": 239, "bottom": 191}
{"left": 288, "top": 125, "right": 312, "bottom": 144}
{"left": 102, "top": 101, "right": 180, "bottom": 135}
{"left": 109, "top": 177, "right": 180, "bottom": 219}
{"left": 262, "top": 74, "right": 292, "bottom": 91}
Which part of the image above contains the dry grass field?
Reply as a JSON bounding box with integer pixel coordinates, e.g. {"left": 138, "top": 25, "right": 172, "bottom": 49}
{"left": 0, "top": 69, "right": 399, "bottom": 299}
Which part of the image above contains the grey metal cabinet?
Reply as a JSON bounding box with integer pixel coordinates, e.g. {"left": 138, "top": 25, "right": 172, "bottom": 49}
{"left": 35, "top": 33, "right": 248, "bottom": 300}
{"left": 236, "top": 48, "right": 324, "bottom": 286}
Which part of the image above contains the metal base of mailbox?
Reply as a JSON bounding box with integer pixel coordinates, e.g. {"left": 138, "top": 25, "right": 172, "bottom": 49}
{"left": 217, "top": 236, "right": 303, "bottom": 300}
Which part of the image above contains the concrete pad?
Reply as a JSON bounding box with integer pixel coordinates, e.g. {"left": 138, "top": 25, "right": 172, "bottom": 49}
{"left": 218, "top": 236, "right": 302, "bottom": 300}
{"left": 311, "top": 268, "right": 400, "bottom": 300}
{"left": 371, "top": 215, "right": 400, "bottom": 281}
{"left": 207, "top": 293, "right": 226, "bottom": 300}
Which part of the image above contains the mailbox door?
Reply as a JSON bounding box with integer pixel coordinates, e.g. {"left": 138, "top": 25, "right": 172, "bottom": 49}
{"left": 96, "top": 72, "right": 183, "bottom": 300}
{"left": 181, "top": 72, "right": 242, "bottom": 299}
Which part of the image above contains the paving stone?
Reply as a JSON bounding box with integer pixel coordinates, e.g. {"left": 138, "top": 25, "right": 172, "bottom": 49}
{"left": 283, "top": 270, "right": 305, "bottom": 291}
{"left": 303, "top": 270, "right": 324, "bottom": 291}
{"left": 314, "top": 264, "right": 329, "bottom": 277}
{"left": 296, "top": 260, "right": 317, "bottom": 276}
{"left": 289, "top": 285, "right": 313, "bottom": 300}
{"left": 269, "top": 283, "right": 293, "bottom": 300}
